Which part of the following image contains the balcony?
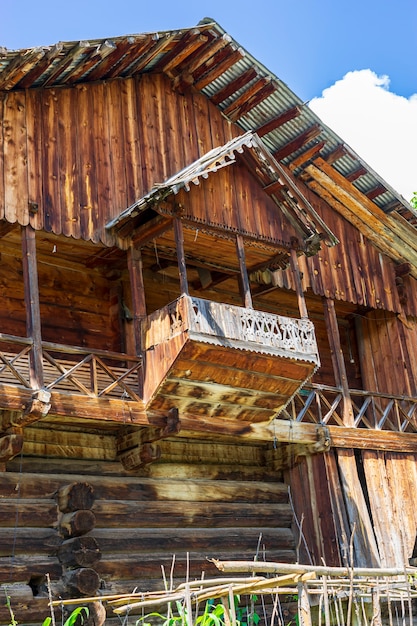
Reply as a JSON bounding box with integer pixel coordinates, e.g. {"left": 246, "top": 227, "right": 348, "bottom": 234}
{"left": 142, "top": 295, "right": 320, "bottom": 423}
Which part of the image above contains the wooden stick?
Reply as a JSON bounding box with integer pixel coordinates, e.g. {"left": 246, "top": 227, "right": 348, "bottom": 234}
{"left": 212, "top": 560, "right": 417, "bottom": 578}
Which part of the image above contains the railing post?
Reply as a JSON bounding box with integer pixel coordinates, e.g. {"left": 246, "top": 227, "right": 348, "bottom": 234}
{"left": 21, "top": 225, "right": 44, "bottom": 389}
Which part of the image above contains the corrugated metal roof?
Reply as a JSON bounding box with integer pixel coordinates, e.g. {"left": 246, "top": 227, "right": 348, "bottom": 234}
{"left": 1, "top": 18, "right": 414, "bottom": 226}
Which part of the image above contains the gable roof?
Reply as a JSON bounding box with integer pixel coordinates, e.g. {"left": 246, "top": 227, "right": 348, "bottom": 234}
{"left": 1, "top": 18, "right": 415, "bottom": 229}
{"left": 106, "top": 131, "right": 339, "bottom": 255}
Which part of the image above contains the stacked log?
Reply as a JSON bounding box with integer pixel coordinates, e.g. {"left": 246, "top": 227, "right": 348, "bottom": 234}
{"left": 57, "top": 482, "right": 105, "bottom": 625}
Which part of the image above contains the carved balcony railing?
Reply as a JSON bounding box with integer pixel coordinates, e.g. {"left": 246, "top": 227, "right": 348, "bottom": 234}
{"left": 0, "top": 333, "right": 142, "bottom": 401}
{"left": 145, "top": 295, "right": 320, "bottom": 364}
{"left": 282, "top": 383, "right": 417, "bottom": 433}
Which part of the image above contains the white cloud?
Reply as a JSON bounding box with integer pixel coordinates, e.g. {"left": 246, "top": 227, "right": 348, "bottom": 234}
{"left": 309, "top": 70, "right": 417, "bottom": 203}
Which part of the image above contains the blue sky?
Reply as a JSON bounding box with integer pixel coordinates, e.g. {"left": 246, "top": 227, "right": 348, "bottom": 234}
{"left": 2, "top": 0, "right": 417, "bottom": 199}
{"left": 2, "top": 0, "right": 416, "bottom": 101}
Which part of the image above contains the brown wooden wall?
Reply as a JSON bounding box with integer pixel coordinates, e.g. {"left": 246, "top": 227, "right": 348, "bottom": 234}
{"left": 2, "top": 73, "right": 417, "bottom": 319}
{"left": 270, "top": 187, "right": 417, "bottom": 318}
{"left": 0, "top": 75, "right": 237, "bottom": 245}
{"left": 1, "top": 441, "right": 295, "bottom": 625}
{"left": 1, "top": 236, "right": 124, "bottom": 351}
{"left": 287, "top": 449, "right": 417, "bottom": 569}
{"left": 356, "top": 310, "right": 417, "bottom": 396}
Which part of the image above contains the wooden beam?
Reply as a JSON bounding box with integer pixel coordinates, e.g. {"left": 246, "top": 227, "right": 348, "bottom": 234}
{"left": 365, "top": 184, "right": 386, "bottom": 200}
{"left": 160, "top": 32, "right": 208, "bottom": 75}
{"left": 236, "top": 235, "right": 252, "bottom": 308}
{"left": 322, "top": 298, "right": 354, "bottom": 426}
{"left": 130, "top": 215, "right": 173, "bottom": 247}
{"left": 194, "top": 48, "right": 244, "bottom": 91}
{"left": 223, "top": 78, "right": 274, "bottom": 122}
{"left": 127, "top": 244, "right": 147, "bottom": 356}
{"left": 289, "top": 246, "right": 308, "bottom": 319}
{"left": 256, "top": 106, "right": 302, "bottom": 138}
{"left": 306, "top": 161, "right": 417, "bottom": 276}
{"left": 324, "top": 144, "right": 349, "bottom": 165}
{"left": 273, "top": 125, "right": 322, "bottom": 162}
{"left": 288, "top": 141, "right": 326, "bottom": 171}
{"left": 345, "top": 165, "right": 368, "bottom": 182}
{"left": 210, "top": 68, "right": 258, "bottom": 105}
{"left": 173, "top": 218, "right": 189, "bottom": 295}
{"left": 21, "top": 226, "right": 43, "bottom": 389}
{"left": 176, "top": 34, "right": 231, "bottom": 80}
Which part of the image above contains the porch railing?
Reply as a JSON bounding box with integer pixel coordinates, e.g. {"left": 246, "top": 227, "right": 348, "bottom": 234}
{"left": 144, "top": 295, "right": 320, "bottom": 364}
{"left": 282, "top": 383, "right": 417, "bottom": 433}
{"left": 0, "top": 333, "right": 142, "bottom": 401}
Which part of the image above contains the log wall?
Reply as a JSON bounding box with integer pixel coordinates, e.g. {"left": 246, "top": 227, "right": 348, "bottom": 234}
{"left": 1, "top": 441, "right": 296, "bottom": 625}
{"left": 0, "top": 238, "right": 124, "bottom": 351}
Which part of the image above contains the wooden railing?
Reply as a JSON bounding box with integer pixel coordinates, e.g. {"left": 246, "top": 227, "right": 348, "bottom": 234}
{"left": 282, "top": 383, "right": 417, "bottom": 433}
{"left": 0, "top": 333, "right": 142, "bottom": 401}
{"left": 144, "top": 295, "right": 320, "bottom": 364}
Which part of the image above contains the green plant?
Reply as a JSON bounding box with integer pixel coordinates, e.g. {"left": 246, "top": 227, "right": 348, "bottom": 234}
{"left": 42, "top": 606, "right": 89, "bottom": 626}
{"left": 137, "top": 599, "right": 226, "bottom": 626}
{"left": 4, "top": 593, "right": 18, "bottom": 626}
{"left": 136, "top": 595, "right": 263, "bottom": 626}
{"left": 411, "top": 192, "right": 417, "bottom": 209}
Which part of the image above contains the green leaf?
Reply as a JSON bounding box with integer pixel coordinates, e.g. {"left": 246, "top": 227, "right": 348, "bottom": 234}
{"left": 41, "top": 619, "right": 52, "bottom": 626}
{"left": 63, "top": 607, "right": 89, "bottom": 626}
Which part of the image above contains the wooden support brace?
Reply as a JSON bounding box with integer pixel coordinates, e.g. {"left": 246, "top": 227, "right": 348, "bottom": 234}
{"left": 117, "top": 407, "right": 181, "bottom": 470}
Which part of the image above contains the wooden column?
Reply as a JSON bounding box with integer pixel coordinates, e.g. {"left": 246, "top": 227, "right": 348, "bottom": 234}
{"left": 174, "top": 217, "right": 189, "bottom": 295}
{"left": 289, "top": 244, "right": 308, "bottom": 319}
{"left": 322, "top": 297, "right": 354, "bottom": 426}
{"left": 127, "top": 243, "right": 147, "bottom": 354}
{"left": 21, "top": 225, "right": 44, "bottom": 389}
{"left": 235, "top": 234, "right": 252, "bottom": 309}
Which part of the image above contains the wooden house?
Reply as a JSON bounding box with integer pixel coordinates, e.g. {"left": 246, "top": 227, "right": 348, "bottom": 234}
{"left": 1, "top": 18, "right": 417, "bottom": 623}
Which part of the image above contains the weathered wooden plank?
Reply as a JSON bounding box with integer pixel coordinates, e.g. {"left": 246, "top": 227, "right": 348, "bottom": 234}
{"left": 25, "top": 89, "right": 44, "bottom": 230}
{"left": 42, "top": 89, "right": 60, "bottom": 233}
{"left": 3, "top": 91, "right": 29, "bottom": 225}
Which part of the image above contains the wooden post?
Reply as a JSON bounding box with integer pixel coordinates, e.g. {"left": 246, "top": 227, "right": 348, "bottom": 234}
{"left": 322, "top": 297, "right": 354, "bottom": 426}
{"left": 235, "top": 234, "right": 252, "bottom": 309}
{"left": 289, "top": 243, "right": 308, "bottom": 319}
{"left": 127, "top": 243, "right": 147, "bottom": 354}
{"left": 21, "top": 225, "right": 44, "bottom": 389}
{"left": 174, "top": 217, "right": 189, "bottom": 295}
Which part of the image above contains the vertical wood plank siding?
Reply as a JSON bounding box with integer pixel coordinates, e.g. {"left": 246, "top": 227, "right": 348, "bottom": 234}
{"left": 0, "top": 75, "right": 415, "bottom": 315}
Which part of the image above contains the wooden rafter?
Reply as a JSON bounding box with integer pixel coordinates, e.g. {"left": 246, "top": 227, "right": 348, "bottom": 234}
{"left": 0, "top": 47, "right": 46, "bottom": 90}
{"left": 159, "top": 31, "right": 209, "bottom": 75}
{"left": 288, "top": 140, "right": 326, "bottom": 171}
{"left": 211, "top": 68, "right": 258, "bottom": 105}
{"left": 42, "top": 42, "right": 92, "bottom": 87}
{"left": 273, "top": 124, "right": 322, "bottom": 161}
{"left": 194, "top": 47, "right": 244, "bottom": 90}
{"left": 306, "top": 159, "right": 417, "bottom": 275}
{"left": 85, "top": 36, "right": 150, "bottom": 81}
{"left": 16, "top": 43, "right": 64, "bottom": 89}
{"left": 175, "top": 34, "right": 231, "bottom": 81}
{"left": 223, "top": 77, "right": 273, "bottom": 122}
{"left": 256, "top": 105, "right": 301, "bottom": 137}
